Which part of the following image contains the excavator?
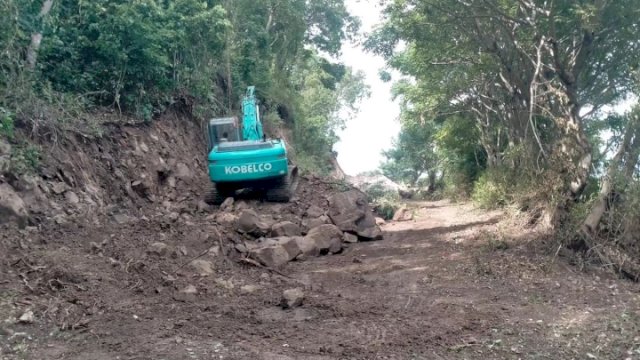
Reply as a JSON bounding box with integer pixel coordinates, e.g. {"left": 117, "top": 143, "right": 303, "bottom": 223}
{"left": 205, "top": 86, "right": 298, "bottom": 204}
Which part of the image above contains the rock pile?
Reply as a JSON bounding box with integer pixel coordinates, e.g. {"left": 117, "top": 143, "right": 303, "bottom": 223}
{"left": 217, "top": 188, "right": 383, "bottom": 268}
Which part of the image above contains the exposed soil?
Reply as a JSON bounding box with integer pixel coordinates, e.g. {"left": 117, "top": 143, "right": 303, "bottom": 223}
{"left": 2, "top": 198, "right": 639, "bottom": 359}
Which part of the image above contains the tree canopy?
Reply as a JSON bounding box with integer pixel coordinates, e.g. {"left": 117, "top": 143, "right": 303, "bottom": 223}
{"left": 0, "top": 0, "right": 367, "bottom": 173}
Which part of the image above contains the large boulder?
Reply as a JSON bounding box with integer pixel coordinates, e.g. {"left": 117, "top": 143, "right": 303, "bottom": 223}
{"left": 305, "top": 224, "right": 343, "bottom": 254}
{"left": 327, "top": 190, "right": 383, "bottom": 240}
{"left": 301, "top": 215, "right": 331, "bottom": 234}
{"left": 236, "top": 209, "right": 273, "bottom": 237}
{"left": 249, "top": 244, "right": 292, "bottom": 268}
{"left": 271, "top": 221, "right": 302, "bottom": 237}
{"left": 0, "top": 183, "right": 28, "bottom": 227}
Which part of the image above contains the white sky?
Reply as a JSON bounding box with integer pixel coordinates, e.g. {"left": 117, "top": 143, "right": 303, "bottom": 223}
{"left": 333, "top": 0, "right": 401, "bottom": 176}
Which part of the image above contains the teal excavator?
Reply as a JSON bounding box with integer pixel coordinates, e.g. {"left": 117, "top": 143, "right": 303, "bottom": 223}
{"left": 205, "top": 86, "right": 298, "bottom": 204}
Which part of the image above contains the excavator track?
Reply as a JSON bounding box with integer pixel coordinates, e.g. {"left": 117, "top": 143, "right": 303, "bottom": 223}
{"left": 204, "top": 184, "right": 232, "bottom": 205}
{"left": 265, "top": 166, "right": 299, "bottom": 202}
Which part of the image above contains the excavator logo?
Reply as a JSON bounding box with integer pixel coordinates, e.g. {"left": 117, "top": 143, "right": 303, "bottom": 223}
{"left": 224, "top": 163, "right": 273, "bottom": 175}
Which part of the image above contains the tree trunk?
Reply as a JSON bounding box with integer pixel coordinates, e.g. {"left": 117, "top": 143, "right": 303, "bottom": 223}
{"left": 26, "top": 0, "right": 54, "bottom": 69}
{"left": 581, "top": 116, "right": 638, "bottom": 235}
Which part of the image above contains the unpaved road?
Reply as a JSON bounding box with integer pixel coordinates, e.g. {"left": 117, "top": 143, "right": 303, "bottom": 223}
{"left": 4, "top": 201, "right": 640, "bottom": 359}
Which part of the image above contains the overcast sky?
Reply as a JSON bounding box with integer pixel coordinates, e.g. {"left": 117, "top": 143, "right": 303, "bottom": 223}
{"left": 333, "top": 0, "right": 400, "bottom": 176}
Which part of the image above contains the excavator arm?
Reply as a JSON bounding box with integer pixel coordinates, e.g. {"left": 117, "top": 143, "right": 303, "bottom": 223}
{"left": 241, "top": 86, "right": 264, "bottom": 141}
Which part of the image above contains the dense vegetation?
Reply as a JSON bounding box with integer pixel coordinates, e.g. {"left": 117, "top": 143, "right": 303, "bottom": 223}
{"left": 370, "top": 0, "right": 640, "bottom": 278}
{"left": 0, "top": 0, "right": 367, "bottom": 173}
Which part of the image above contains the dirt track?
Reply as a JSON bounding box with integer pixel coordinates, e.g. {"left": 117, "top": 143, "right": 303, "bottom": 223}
{"left": 2, "top": 200, "right": 640, "bottom": 359}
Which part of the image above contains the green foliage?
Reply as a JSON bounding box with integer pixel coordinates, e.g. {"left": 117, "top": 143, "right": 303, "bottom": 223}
{"left": 362, "top": 182, "right": 401, "bottom": 220}
{"left": 10, "top": 144, "right": 41, "bottom": 174}
{"left": 0, "top": 109, "right": 15, "bottom": 139}
{"left": 368, "top": 0, "right": 640, "bottom": 213}
{"left": 471, "top": 170, "right": 509, "bottom": 209}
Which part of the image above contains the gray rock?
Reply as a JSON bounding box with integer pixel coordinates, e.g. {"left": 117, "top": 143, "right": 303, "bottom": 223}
{"left": 305, "top": 205, "right": 325, "bottom": 218}
{"left": 180, "top": 285, "right": 198, "bottom": 294}
{"left": 237, "top": 209, "right": 273, "bottom": 237}
{"left": 305, "top": 224, "right": 343, "bottom": 254}
{"left": 220, "top": 197, "right": 234, "bottom": 212}
{"left": 215, "top": 212, "right": 238, "bottom": 227}
{"left": 235, "top": 201, "right": 250, "bottom": 211}
{"left": 301, "top": 215, "right": 331, "bottom": 233}
{"left": 18, "top": 310, "right": 34, "bottom": 324}
{"left": 240, "top": 284, "right": 260, "bottom": 294}
{"left": 0, "top": 183, "right": 28, "bottom": 227}
{"left": 196, "top": 200, "right": 210, "bottom": 213}
{"left": 65, "top": 191, "right": 80, "bottom": 205}
{"left": 113, "top": 213, "right": 134, "bottom": 224}
{"left": 294, "top": 237, "right": 321, "bottom": 257}
{"left": 0, "top": 139, "right": 11, "bottom": 155}
{"left": 275, "top": 237, "right": 303, "bottom": 260}
{"left": 328, "top": 190, "right": 383, "bottom": 240}
{"left": 281, "top": 288, "right": 304, "bottom": 309}
{"left": 176, "top": 163, "right": 192, "bottom": 179}
{"left": 51, "top": 182, "right": 68, "bottom": 195}
{"left": 249, "top": 245, "right": 291, "bottom": 268}
{"left": 271, "top": 221, "right": 301, "bottom": 237}
{"left": 343, "top": 232, "right": 359, "bottom": 243}
{"left": 147, "top": 242, "right": 169, "bottom": 256}
{"left": 190, "top": 260, "right": 215, "bottom": 276}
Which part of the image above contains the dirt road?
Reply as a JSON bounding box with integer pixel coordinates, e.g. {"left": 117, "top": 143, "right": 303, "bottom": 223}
{"left": 3, "top": 200, "right": 640, "bottom": 359}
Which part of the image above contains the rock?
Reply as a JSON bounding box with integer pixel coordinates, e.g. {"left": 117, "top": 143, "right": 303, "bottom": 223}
{"left": 250, "top": 245, "right": 291, "bottom": 268}
{"left": 393, "top": 205, "right": 413, "bottom": 221}
{"left": 65, "top": 191, "right": 80, "bottom": 205}
{"left": 294, "top": 237, "right": 321, "bottom": 257}
{"left": 176, "top": 163, "right": 192, "bottom": 179}
{"left": 235, "top": 201, "right": 249, "bottom": 211}
{"left": 343, "top": 232, "right": 359, "bottom": 244}
{"left": 301, "top": 215, "right": 331, "bottom": 233}
{"left": 215, "top": 278, "right": 235, "bottom": 290}
{"left": 305, "top": 205, "right": 325, "bottom": 218}
{"left": 220, "top": 197, "right": 234, "bottom": 212}
{"left": 281, "top": 288, "right": 304, "bottom": 309}
{"left": 148, "top": 242, "right": 169, "bottom": 256}
{"left": 167, "top": 212, "right": 180, "bottom": 222}
{"left": 375, "top": 217, "right": 386, "bottom": 226}
{"left": 215, "top": 212, "right": 238, "bottom": 227}
{"left": 190, "top": 260, "right": 215, "bottom": 276}
{"left": 240, "top": 284, "right": 260, "bottom": 294}
{"left": 271, "top": 221, "right": 301, "bottom": 237}
{"left": 181, "top": 285, "right": 198, "bottom": 295}
{"left": 18, "top": 310, "right": 34, "bottom": 324}
{"left": 131, "top": 180, "right": 152, "bottom": 199}
{"left": 328, "top": 190, "right": 383, "bottom": 240}
{"left": 113, "top": 214, "right": 134, "bottom": 224}
{"left": 275, "top": 237, "right": 303, "bottom": 260}
{"left": 51, "top": 182, "right": 68, "bottom": 195}
{"left": 237, "top": 209, "right": 272, "bottom": 237}
{"left": 0, "top": 139, "right": 11, "bottom": 155}
{"left": 0, "top": 183, "right": 28, "bottom": 227}
{"left": 196, "top": 200, "right": 210, "bottom": 213}
{"left": 305, "top": 224, "right": 343, "bottom": 254}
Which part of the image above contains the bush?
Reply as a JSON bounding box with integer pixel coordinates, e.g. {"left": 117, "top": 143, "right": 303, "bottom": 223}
{"left": 0, "top": 109, "right": 14, "bottom": 139}
{"left": 363, "top": 182, "right": 401, "bottom": 220}
{"left": 472, "top": 170, "right": 509, "bottom": 209}
{"left": 10, "top": 145, "right": 41, "bottom": 175}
